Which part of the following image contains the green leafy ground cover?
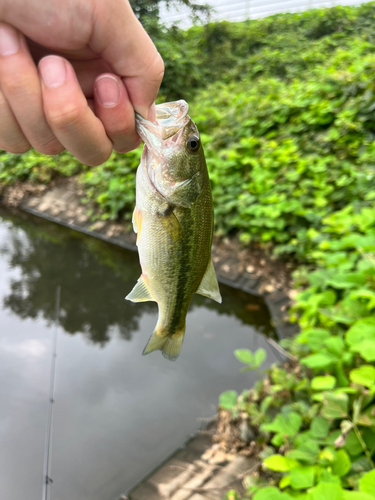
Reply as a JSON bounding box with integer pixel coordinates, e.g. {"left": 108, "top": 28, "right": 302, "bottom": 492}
{"left": 0, "top": 3, "right": 374, "bottom": 496}
{"left": 218, "top": 187, "right": 375, "bottom": 497}
{"left": 1, "top": 3, "right": 375, "bottom": 243}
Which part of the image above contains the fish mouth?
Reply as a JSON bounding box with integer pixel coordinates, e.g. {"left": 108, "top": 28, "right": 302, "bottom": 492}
{"left": 135, "top": 100, "right": 190, "bottom": 151}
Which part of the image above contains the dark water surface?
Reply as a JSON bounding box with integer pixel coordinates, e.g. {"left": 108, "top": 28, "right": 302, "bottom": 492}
{"left": 0, "top": 208, "right": 280, "bottom": 500}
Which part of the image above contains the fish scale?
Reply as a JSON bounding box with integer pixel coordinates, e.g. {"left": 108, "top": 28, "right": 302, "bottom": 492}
{"left": 126, "top": 100, "right": 222, "bottom": 361}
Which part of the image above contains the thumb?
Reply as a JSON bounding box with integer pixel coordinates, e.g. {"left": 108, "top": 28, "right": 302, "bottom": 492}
{"left": 90, "top": 0, "right": 164, "bottom": 120}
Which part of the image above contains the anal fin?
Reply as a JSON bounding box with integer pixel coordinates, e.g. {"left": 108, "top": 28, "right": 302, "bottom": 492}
{"left": 156, "top": 208, "right": 182, "bottom": 243}
{"left": 196, "top": 258, "right": 222, "bottom": 303}
{"left": 126, "top": 275, "right": 154, "bottom": 303}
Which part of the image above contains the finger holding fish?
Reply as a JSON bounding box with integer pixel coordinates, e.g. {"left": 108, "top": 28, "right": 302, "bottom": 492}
{"left": 94, "top": 73, "right": 141, "bottom": 153}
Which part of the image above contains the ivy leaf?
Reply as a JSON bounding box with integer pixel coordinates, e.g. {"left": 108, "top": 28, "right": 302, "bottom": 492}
{"left": 260, "top": 395, "right": 273, "bottom": 414}
{"left": 297, "top": 439, "right": 320, "bottom": 456}
{"left": 344, "top": 430, "right": 363, "bottom": 456}
{"left": 345, "top": 318, "right": 375, "bottom": 347}
{"left": 301, "top": 352, "right": 338, "bottom": 369}
{"left": 253, "top": 348, "right": 267, "bottom": 368}
{"left": 263, "top": 454, "right": 300, "bottom": 472}
{"left": 271, "top": 433, "right": 285, "bottom": 447}
{"left": 343, "top": 493, "right": 375, "bottom": 500}
{"left": 319, "top": 447, "right": 337, "bottom": 465}
{"left": 324, "top": 337, "right": 345, "bottom": 356}
{"left": 290, "top": 465, "right": 315, "bottom": 490}
{"left": 350, "top": 457, "right": 374, "bottom": 473}
{"left": 311, "top": 376, "right": 336, "bottom": 391}
{"left": 286, "top": 449, "right": 316, "bottom": 465}
{"left": 309, "top": 482, "right": 343, "bottom": 500}
{"left": 331, "top": 449, "right": 351, "bottom": 477}
{"left": 360, "top": 404, "right": 375, "bottom": 425}
{"left": 356, "top": 410, "right": 375, "bottom": 427}
{"left": 279, "top": 476, "right": 291, "bottom": 489}
{"left": 349, "top": 366, "right": 375, "bottom": 388}
{"left": 311, "top": 416, "right": 330, "bottom": 438}
{"left": 363, "top": 428, "right": 375, "bottom": 452}
{"left": 296, "top": 329, "right": 331, "bottom": 350}
{"left": 262, "top": 412, "right": 302, "bottom": 437}
{"left": 350, "top": 289, "right": 375, "bottom": 309}
{"left": 360, "top": 470, "right": 375, "bottom": 497}
{"left": 350, "top": 340, "right": 375, "bottom": 362}
{"left": 234, "top": 349, "right": 253, "bottom": 364}
{"left": 219, "top": 390, "right": 238, "bottom": 409}
{"left": 321, "top": 392, "right": 349, "bottom": 419}
{"left": 318, "top": 469, "right": 341, "bottom": 484}
{"left": 326, "top": 272, "right": 366, "bottom": 289}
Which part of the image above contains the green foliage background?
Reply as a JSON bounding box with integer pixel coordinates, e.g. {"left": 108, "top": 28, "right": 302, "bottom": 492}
{"left": 220, "top": 214, "right": 375, "bottom": 497}
{"left": 1, "top": 3, "right": 375, "bottom": 256}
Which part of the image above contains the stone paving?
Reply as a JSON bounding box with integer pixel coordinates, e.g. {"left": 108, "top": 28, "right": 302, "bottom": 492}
{"left": 124, "top": 425, "right": 257, "bottom": 500}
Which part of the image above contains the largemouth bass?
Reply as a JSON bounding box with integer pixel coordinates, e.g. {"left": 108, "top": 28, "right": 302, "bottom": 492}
{"left": 126, "top": 100, "right": 221, "bottom": 361}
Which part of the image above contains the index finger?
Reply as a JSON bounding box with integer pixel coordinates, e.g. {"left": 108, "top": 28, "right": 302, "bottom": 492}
{"left": 89, "top": 0, "right": 164, "bottom": 120}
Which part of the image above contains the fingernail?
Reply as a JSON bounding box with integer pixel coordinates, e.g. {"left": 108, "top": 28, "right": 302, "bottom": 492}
{"left": 95, "top": 75, "right": 120, "bottom": 108}
{"left": 148, "top": 103, "right": 156, "bottom": 122}
{"left": 0, "top": 24, "right": 20, "bottom": 56}
{"left": 39, "top": 56, "right": 67, "bottom": 88}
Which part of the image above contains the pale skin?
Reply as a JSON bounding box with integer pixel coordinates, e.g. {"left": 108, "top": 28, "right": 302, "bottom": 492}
{"left": 0, "top": 0, "right": 164, "bottom": 166}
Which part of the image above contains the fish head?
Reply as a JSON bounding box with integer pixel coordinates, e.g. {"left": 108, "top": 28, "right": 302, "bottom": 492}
{"left": 135, "top": 100, "right": 206, "bottom": 208}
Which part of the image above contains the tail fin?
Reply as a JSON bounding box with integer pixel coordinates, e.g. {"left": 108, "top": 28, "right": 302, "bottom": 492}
{"left": 142, "top": 329, "right": 185, "bottom": 361}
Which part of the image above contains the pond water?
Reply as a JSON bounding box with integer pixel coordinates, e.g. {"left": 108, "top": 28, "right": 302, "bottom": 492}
{"left": 0, "top": 208, "right": 282, "bottom": 500}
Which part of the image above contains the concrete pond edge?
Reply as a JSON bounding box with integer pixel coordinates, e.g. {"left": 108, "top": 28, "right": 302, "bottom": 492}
{"left": 16, "top": 181, "right": 299, "bottom": 341}
{"left": 123, "top": 421, "right": 258, "bottom": 500}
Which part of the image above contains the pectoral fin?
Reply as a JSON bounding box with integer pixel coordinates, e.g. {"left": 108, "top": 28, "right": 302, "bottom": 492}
{"left": 132, "top": 208, "right": 138, "bottom": 233}
{"left": 132, "top": 208, "right": 143, "bottom": 244}
{"left": 157, "top": 208, "right": 182, "bottom": 243}
{"left": 196, "top": 258, "right": 222, "bottom": 303}
{"left": 126, "top": 275, "right": 154, "bottom": 302}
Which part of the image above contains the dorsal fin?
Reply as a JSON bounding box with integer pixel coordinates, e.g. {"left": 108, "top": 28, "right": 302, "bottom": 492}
{"left": 125, "top": 275, "right": 154, "bottom": 302}
{"left": 196, "top": 258, "right": 222, "bottom": 303}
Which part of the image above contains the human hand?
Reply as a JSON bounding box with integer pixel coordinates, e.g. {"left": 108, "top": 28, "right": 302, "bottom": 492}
{"left": 0, "top": 0, "right": 164, "bottom": 165}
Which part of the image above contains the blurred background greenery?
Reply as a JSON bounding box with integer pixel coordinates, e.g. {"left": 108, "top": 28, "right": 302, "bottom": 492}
{"left": 1, "top": 2, "right": 375, "bottom": 262}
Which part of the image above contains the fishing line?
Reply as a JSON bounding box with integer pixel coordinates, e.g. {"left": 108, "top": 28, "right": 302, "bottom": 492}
{"left": 42, "top": 285, "right": 61, "bottom": 500}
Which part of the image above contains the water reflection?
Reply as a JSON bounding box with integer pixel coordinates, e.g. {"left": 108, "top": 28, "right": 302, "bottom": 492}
{"left": 0, "top": 208, "right": 275, "bottom": 345}
{"left": 0, "top": 209, "right": 154, "bottom": 345}
{"left": 0, "top": 208, "right": 279, "bottom": 500}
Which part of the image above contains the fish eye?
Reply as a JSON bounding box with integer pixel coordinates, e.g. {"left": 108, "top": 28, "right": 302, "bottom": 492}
{"left": 186, "top": 135, "right": 200, "bottom": 153}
